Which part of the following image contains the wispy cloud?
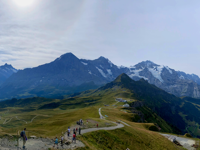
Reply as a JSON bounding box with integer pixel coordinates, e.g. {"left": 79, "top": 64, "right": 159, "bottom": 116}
{"left": 0, "top": 0, "right": 200, "bottom": 75}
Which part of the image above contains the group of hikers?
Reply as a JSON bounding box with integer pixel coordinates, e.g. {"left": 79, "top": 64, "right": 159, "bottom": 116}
{"left": 19, "top": 119, "right": 99, "bottom": 149}
{"left": 20, "top": 126, "right": 82, "bottom": 149}
{"left": 53, "top": 126, "right": 82, "bottom": 148}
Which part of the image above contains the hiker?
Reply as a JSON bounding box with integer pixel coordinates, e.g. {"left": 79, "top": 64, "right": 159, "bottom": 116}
{"left": 20, "top": 128, "right": 27, "bottom": 149}
{"left": 80, "top": 119, "right": 82, "bottom": 125}
{"left": 79, "top": 127, "right": 81, "bottom": 135}
{"left": 76, "top": 128, "right": 78, "bottom": 132}
{"left": 67, "top": 127, "right": 70, "bottom": 137}
{"left": 61, "top": 136, "right": 64, "bottom": 146}
{"left": 53, "top": 137, "right": 58, "bottom": 149}
{"left": 97, "top": 124, "right": 98, "bottom": 128}
{"left": 72, "top": 132, "right": 76, "bottom": 143}
{"left": 87, "top": 120, "right": 88, "bottom": 124}
{"left": 73, "top": 128, "right": 75, "bottom": 134}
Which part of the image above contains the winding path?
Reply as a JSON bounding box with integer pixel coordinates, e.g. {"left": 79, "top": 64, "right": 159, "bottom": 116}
{"left": 98, "top": 108, "right": 105, "bottom": 119}
{"left": 80, "top": 107, "right": 124, "bottom": 134}
{"left": 3, "top": 117, "right": 14, "bottom": 124}
{"left": 16, "top": 116, "right": 27, "bottom": 124}
{"left": 30, "top": 115, "right": 38, "bottom": 123}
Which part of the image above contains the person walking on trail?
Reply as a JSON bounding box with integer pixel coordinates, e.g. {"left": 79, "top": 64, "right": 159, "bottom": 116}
{"left": 76, "top": 128, "right": 78, "bottom": 132}
{"left": 67, "top": 127, "right": 70, "bottom": 137}
{"left": 20, "top": 128, "right": 27, "bottom": 149}
{"left": 80, "top": 119, "right": 82, "bottom": 125}
{"left": 73, "top": 128, "right": 75, "bottom": 134}
{"left": 60, "top": 136, "right": 64, "bottom": 146}
{"left": 79, "top": 127, "right": 81, "bottom": 135}
{"left": 97, "top": 124, "right": 98, "bottom": 128}
{"left": 53, "top": 137, "right": 58, "bottom": 149}
{"left": 72, "top": 132, "right": 76, "bottom": 143}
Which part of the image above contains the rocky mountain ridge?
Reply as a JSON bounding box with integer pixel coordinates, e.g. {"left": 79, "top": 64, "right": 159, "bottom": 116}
{"left": 0, "top": 63, "right": 18, "bottom": 85}
{"left": 0, "top": 53, "right": 200, "bottom": 99}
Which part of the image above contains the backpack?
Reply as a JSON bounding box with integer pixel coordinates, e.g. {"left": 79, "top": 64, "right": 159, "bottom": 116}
{"left": 20, "top": 131, "right": 24, "bottom": 137}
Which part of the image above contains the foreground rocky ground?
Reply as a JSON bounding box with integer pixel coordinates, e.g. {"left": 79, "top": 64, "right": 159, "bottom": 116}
{"left": 0, "top": 136, "right": 85, "bottom": 150}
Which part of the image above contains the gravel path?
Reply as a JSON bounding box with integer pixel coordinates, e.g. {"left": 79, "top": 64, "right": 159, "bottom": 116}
{"left": 81, "top": 123, "right": 124, "bottom": 134}
{"left": 30, "top": 115, "right": 38, "bottom": 123}
{"left": 16, "top": 116, "right": 28, "bottom": 124}
{"left": 72, "top": 107, "right": 125, "bottom": 135}
{"left": 3, "top": 117, "right": 14, "bottom": 124}
{"left": 98, "top": 108, "right": 105, "bottom": 119}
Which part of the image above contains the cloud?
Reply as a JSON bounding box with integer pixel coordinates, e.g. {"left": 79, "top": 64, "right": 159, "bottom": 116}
{"left": 0, "top": 0, "right": 199, "bottom": 75}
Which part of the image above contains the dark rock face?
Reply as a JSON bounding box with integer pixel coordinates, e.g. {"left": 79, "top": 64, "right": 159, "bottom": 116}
{"left": 0, "top": 63, "right": 18, "bottom": 85}
{"left": 1, "top": 53, "right": 200, "bottom": 99}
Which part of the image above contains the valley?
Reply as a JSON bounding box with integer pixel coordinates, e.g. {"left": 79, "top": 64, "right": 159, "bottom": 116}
{"left": 1, "top": 73, "right": 200, "bottom": 149}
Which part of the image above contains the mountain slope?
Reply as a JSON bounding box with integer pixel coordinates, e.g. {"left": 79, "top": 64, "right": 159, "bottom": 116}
{"left": 0, "top": 63, "right": 17, "bottom": 85}
{"left": 0, "top": 53, "right": 105, "bottom": 99}
{"left": 98, "top": 73, "right": 186, "bottom": 131}
{"left": 85, "top": 73, "right": 200, "bottom": 136}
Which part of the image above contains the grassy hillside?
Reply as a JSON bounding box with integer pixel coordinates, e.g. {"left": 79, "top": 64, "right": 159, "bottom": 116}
{"left": 1, "top": 73, "right": 200, "bottom": 150}
{"left": 77, "top": 106, "right": 184, "bottom": 150}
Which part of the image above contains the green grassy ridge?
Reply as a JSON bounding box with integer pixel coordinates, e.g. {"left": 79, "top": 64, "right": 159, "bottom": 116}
{"left": 83, "top": 73, "right": 200, "bottom": 136}
{"left": 78, "top": 127, "right": 181, "bottom": 150}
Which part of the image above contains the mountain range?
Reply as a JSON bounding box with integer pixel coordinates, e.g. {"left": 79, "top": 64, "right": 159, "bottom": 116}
{"left": 1, "top": 52, "right": 200, "bottom": 99}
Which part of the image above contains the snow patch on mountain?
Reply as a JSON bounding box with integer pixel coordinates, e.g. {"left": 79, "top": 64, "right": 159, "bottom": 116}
{"left": 96, "top": 67, "right": 107, "bottom": 78}
{"left": 108, "top": 60, "right": 113, "bottom": 67}
{"left": 179, "top": 75, "right": 185, "bottom": 79}
{"left": 107, "top": 69, "right": 112, "bottom": 76}
{"left": 148, "top": 66, "right": 164, "bottom": 83}
{"left": 165, "top": 66, "right": 172, "bottom": 74}
{"left": 128, "top": 67, "right": 149, "bottom": 80}
{"left": 117, "top": 65, "right": 126, "bottom": 69}
{"left": 100, "top": 65, "right": 104, "bottom": 68}
{"left": 81, "top": 62, "right": 88, "bottom": 65}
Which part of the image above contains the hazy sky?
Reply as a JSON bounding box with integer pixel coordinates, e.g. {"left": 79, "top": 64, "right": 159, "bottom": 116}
{"left": 0, "top": 0, "right": 200, "bottom": 75}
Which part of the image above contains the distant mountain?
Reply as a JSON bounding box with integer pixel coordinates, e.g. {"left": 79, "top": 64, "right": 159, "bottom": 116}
{"left": 1, "top": 53, "right": 200, "bottom": 99}
{"left": 177, "top": 71, "right": 200, "bottom": 85}
{"left": 0, "top": 63, "right": 18, "bottom": 85}
{"left": 126, "top": 60, "right": 200, "bottom": 98}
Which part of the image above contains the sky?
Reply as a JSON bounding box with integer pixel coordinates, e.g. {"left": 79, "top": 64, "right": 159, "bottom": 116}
{"left": 0, "top": 0, "right": 200, "bottom": 75}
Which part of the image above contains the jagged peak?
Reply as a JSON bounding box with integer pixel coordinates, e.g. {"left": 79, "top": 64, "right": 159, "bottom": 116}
{"left": 131, "top": 60, "right": 159, "bottom": 69}
{"left": 60, "top": 52, "right": 76, "bottom": 58}
{"left": 139, "top": 60, "right": 157, "bottom": 66}
{"left": 114, "top": 73, "right": 132, "bottom": 83}
{"left": 97, "top": 56, "right": 108, "bottom": 61}
{"left": 56, "top": 52, "right": 79, "bottom": 61}
{"left": 0, "top": 63, "right": 14, "bottom": 68}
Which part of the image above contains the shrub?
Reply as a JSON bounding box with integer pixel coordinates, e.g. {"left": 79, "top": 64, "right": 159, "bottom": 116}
{"left": 184, "top": 133, "right": 192, "bottom": 138}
